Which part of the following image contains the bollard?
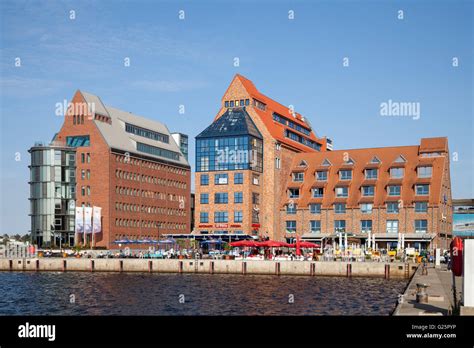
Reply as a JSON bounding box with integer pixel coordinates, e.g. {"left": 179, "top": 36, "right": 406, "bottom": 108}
{"left": 90, "top": 260, "right": 95, "bottom": 272}
{"left": 62, "top": 260, "right": 67, "bottom": 272}
{"left": 384, "top": 264, "right": 390, "bottom": 279}
{"left": 242, "top": 262, "right": 247, "bottom": 275}
{"left": 179, "top": 261, "right": 183, "bottom": 273}
{"left": 404, "top": 263, "right": 409, "bottom": 279}
{"left": 35, "top": 259, "right": 39, "bottom": 272}
{"left": 310, "top": 263, "right": 316, "bottom": 276}
{"left": 416, "top": 283, "right": 429, "bottom": 303}
{"left": 148, "top": 260, "right": 153, "bottom": 273}
{"left": 119, "top": 260, "right": 123, "bottom": 272}
{"left": 9, "top": 259, "right": 12, "bottom": 271}
{"left": 210, "top": 261, "right": 214, "bottom": 274}
{"left": 347, "top": 263, "right": 352, "bottom": 278}
{"left": 275, "top": 262, "right": 280, "bottom": 276}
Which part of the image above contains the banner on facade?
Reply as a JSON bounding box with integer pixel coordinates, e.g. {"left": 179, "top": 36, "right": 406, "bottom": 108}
{"left": 93, "top": 206, "right": 102, "bottom": 234}
{"left": 75, "top": 207, "right": 84, "bottom": 234}
{"left": 84, "top": 207, "right": 93, "bottom": 234}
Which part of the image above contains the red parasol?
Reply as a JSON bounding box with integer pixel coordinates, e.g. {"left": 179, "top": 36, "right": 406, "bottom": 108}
{"left": 289, "top": 241, "right": 320, "bottom": 248}
{"left": 229, "top": 240, "right": 258, "bottom": 247}
{"left": 256, "top": 240, "right": 291, "bottom": 248}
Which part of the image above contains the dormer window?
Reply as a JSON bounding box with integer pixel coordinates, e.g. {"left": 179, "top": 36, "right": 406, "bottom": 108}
{"left": 225, "top": 101, "right": 229, "bottom": 108}
{"left": 292, "top": 172, "right": 304, "bottom": 182}
{"left": 365, "top": 169, "right": 378, "bottom": 179}
{"left": 370, "top": 156, "right": 381, "bottom": 164}
{"left": 417, "top": 166, "right": 432, "bottom": 178}
{"left": 322, "top": 159, "right": 332, "bottom": 166}
{"left": 230, "top": 101, "right": 235, "bottom": 107}
{"left": 253, "top": 99, "right": 266, "bottom": 111}
{"left": 394, "top": 155, "right": 406, "bottom": 163}
{"left": 339, "top": 170, "right": 352, "bottom": 180}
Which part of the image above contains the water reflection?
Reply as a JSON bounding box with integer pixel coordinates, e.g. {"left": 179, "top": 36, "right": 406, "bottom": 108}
{"left": 0, "top": 273, "right": 406, "bottom": 316}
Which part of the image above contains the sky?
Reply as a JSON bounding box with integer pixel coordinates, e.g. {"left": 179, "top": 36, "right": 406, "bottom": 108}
{"left": 0, "top": 0, "right": 472, "bottom": 235}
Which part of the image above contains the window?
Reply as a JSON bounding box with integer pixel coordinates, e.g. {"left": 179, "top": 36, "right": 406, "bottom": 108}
{"left": 81, "top": 186, "right": 85, "bottom": 196}
{"left": 240, "top": 99, "right": 244, "bottom": 106}
{"left": 66, "top": 135, "right": 90, "bottom": 147}
{"left": 136, "top": 142, "right": 179, "bottom": 161}
{"left": 310, "top": 204, "right": 321, "bottom": 214}
{"left": 230, "top": 100, "right": 234, "bottom": 107}
{"left": 286, "top": 221, "right": 296, "bottom": 233}
{"left": 388, "top": 185, "right": 401, "bottom": 196}
{"left": 360, "top": 203, "right": 373, "bottom": 214}
{"left": 252, "top": 210, "right": 259, "bottom": 223}
{"left": 316, "top": 171, "right": 327, "bottom": 181}
{"left": 312, "top": 187, "right": 324, "bottom": 198}
{"left": 200, "top": 212, "right": 209, "bottom": 223}
{"left": 362, "top": 186, "right": 375, "bottom": 196}
{"left": 234, "top": 192, "right": 243, "bottom": 203}
{"left": 200, "top": 174, "right": 209, "bottom": 186}
{"left": 289, "top": 188, "right": 300, "bottom": 198}
{"left": 339, "top": 170, "right": 352, "bottom": 180}
{"left": 86, "top": 170, "right": 90, "bottom": 180}
{"left": 390, "top": 167, "right": 404, "bottom": 178}
{"left": 416, "top": 184, "right": 429, "bottom": 195}
{"left": 386, "top": 220, "right": 399, "bottom": 233}
{"left": 415, "top": 219, "right": 428, "bottom": 233}
{"left": 334, "top": 203, "right": 346, "bottom": 214}
{"left": 200, "top": 193, "right": 209, "bottom": 204}
{"left": 234, "top": 172, "right": 243, "bottom": 184}
{"left": 86, "top": 153, "right": 91, "bottom": 163}
{"left": 275, "top": 157, "right": 281, "bottom": 169}
{"left": 86, "top": 186, "right": 90, "bottom": 196}
{"left": 387, "top": 202, "right": 399, "bottom": 213}
{"left": 252, "top": 193, "right": 260, "bottom": 204}
{"left": 214, "top": 211, "right": 228, "bottom": 223}
{"left": 361, "top": 220, "right": 372, "bottom": 233}
{"left": 215, "top": 173, "right": 228, "bottom": 185}
{"left": 81, "top": 170, "right": 85, "bottom": 180}
{"left": 81, "top": 153, "right": 85, "bottom": 163}
{"left": 415, "top": 202, "right": 428, "bottom": 213}
{"left": 417, "top": 166, "right": 432, "bottom": 178}
{"left": 252, "top": 174, "right": 260, "bottom": 185}
{"left": 73, "top": 115, "right": 76, "bottom": 125}
{"left": 335, "top": 186, "right": 348, "bottom": 197}
{"left": 276, "top": 143, "right": 281, "bottom": 151}
{"left": 293, "top": 172, "right": 304, "bottom": 182}
{"left": 310, "top": 220, "right": 321, "bottom": 233}
{"left": 365, "top": 169, "right": 378, "bottom": 179}
{"left": 335, "top": 220, "right": 346, "bottom": 233}
{"left": 214, "top": 193, "right": 228, "bottom": 204}
{"left": 224, "top": 101, "right": 229, "bottom": 108}
{"left": 286, "top": 204, "right": 297, "bottom": 214}
{"left": 245, "top": 99, "right": 250, "bottom": 106}
{"left": 234, "top": 211, "right": 243, "bottom": 223}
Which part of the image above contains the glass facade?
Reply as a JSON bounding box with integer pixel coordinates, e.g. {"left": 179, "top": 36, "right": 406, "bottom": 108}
{"left": 29, "top": 145, "right": 76, "bottom": 247}
{"left": 125, "top": 123, "right": 169, "bottom": 143}
{"left": 196, "top": 136, "right": 263, "bottom": 172}
{"left": 136, "top": 142, "right": 180, "bottom": 161}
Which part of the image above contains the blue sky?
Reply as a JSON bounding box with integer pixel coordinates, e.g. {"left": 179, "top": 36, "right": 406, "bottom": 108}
{"left": 1, "top": 0, "right": 472, "bottom": 235}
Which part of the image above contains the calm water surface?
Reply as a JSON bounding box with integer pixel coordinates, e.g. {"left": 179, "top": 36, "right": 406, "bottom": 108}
{"left": 0, "top": 272, "right": 406, "bottom": 315}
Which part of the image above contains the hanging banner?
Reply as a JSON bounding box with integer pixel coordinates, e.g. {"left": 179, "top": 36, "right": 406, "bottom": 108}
{"left": 93, "top": 206, "right": 102, "bottom": 233}
{"left": 84, "top": 207, "right": 93, "bottom": 234}
{"left": 75, "top": 207, "right": 84, "bottom": 234}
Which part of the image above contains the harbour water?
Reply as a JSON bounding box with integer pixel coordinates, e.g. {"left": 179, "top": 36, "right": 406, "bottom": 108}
{"left": 0, "top": 272, "right": 407, "bottom": 315}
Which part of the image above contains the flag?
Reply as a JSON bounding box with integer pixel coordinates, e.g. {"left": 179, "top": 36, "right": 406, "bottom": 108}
{"left": 92, "top": 206, "right": 102, "bottom": 233}
{"left": 75, "top": 207, "right": 84, "bottom": 234}
{"left": 84, "top": 207, "right": 93, "bottom": 234}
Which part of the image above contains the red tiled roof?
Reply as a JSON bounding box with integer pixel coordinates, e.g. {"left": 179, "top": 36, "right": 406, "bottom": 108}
{"left": 221, "top": 74, "right": 327, "bottom": 153}
{"left": 281, "top": 138, "right": 449, "bottom": 208}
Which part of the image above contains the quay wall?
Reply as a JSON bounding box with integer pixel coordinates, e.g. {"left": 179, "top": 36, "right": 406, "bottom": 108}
{"left": 0, "top": 258, "right": 418, "bottom": 278}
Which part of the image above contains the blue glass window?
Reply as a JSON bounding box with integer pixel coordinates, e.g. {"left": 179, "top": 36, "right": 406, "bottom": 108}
{"left": 214, "top": 211, "right": 228, "bottom": 223}
{"left": 215, "top": 173, "right": 228, "bottom": 185}
{"left": 214, "top": 192, "right": 228, "bottom": 204}
{"left": 415, "top": 202, "right": 428, "bottom": 212}
{"left": 66, "top": 135, "right": 90, "bottom": 147}
{"left": 200, "top": 212, "right": 209, "bottom": 223}
{"left": 136, "top": 142, "right": 180, "bottom": 161}
{"left": 387, "top": 202, "right": 399, "bottom": 213}
{"left": 310, "top": 204, "right": 321, "bottom": 214}
{"left": 200, "top": 174, "right": 209, "bottom": 186}
{"left": 125, "top": 123, "right": 169, "bottom": 143}
{"left": 200, "top": 193, "right": 209, "bottom": 204}
{"left": 234, "top": 172, "right": 243, "bottom": 184}
{"left": 234, "top": 192, "right": 243, "bottom": 203}
{"left": 310, "top": 220, "right": 321, "bottom": 233}
{"left": 234, "top": 211, "right": 243, "bottom": 223}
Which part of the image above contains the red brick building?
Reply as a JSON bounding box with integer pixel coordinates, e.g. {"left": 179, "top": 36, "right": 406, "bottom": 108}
{"left": 55, "top": 90, "right": 191, "bottom": 249}
{"left": 280, "top": 137, "right": 453, "bottom": 250}
{"left": 195, "top": 75, "right": 330, "bottom": 239}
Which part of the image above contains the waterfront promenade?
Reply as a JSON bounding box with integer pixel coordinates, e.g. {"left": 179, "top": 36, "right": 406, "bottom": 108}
{"left": 0, "top": 258, "right": 417, "bottom": 278}
{"left": 394, "top": 264, "right": 463, "bottom": 316}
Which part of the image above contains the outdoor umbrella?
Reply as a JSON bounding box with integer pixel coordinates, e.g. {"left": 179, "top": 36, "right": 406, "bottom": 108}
{"left": 229, "top": 240, "right": 258, "bottom": 247}
{"left": 289, "top": 241, "right": 320, "bottom": 248}
{"left": 257, "top": 240, "right": 291, "bottom": 248}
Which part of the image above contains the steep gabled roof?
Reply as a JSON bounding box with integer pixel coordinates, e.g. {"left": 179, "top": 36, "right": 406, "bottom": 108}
{"left": 196, "top": 107, "right": 262, "bottom": 139}
{"left": 223, "top": 74, "right": 327, "bottom": 152}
